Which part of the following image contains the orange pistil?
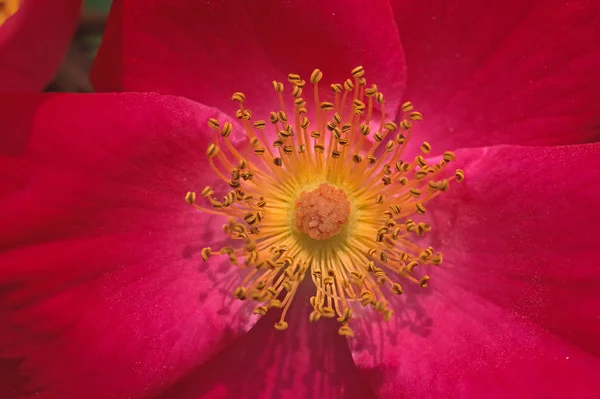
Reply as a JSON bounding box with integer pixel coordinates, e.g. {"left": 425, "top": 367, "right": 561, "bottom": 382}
{"left": 294, "top": 183, "right": 350, "bottom": 240}
{"left": 185, "top": 67, "right": 464, "bottom": 337}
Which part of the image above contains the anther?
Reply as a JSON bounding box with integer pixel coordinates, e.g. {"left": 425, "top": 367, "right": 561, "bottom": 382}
{"left": 409, "top": 188, "right": 421, "bottom": 198}
{"left": 300, "top": 116, "right": 310, "bottom": 129}
{"left": 401, "top": 102, "right": 414, "bottom": 112}
{"left": 309, "top": 310, "right": 322, "bottom": 322}
{"left": 343, "top": 79, "right": 354, "bottom": 91}
{"left": 415, "top": 156, "right": 427, "bottom": 168}
{"left": 272, "top": 81, "right": 284, "bottom": 92}
{"left": 253, "top": 306, "right": 268, "bottom": 316}
{"left": 409, "top": 111, "right": 423, "bottom": 121}
{"left": 185, "top": 191, "right": 196, "bottom": 204}
{"left": 287, "top": 73, "right": 301, "bottom": 83}
{"left": 201, "top": 247, "right": 211, "bottom": 261}
{"left": 320, "top": 102, "right": 335, "bottom": 111}
{"left": 292, "top": 86, "right": 302, "bottom": 98}
{"left": 330, "top": 83, "right": 343, "bottom": 93}
{"left": 338, "top": 325, "right": 354, "bottom": 337}
{"left": 231, "top": 92, "right": 245, "bottom": 103}
{"left": 443, "top": 151, "right": 456, "bottom": 162}
{"left": 206, "top": 143, "right": 219, "bottom": 157}
{"left": 383, "top": 122, "right": 398, "bottom": 132}
{"left": 274, "top": 321, "right": 289, "bottom": 330}
{"left": 207, "top": 118, "right": 220, "bottom": 130}
{"left": 391, "top": 283, "right": 404, "bottom": 295}
{"left": 420, "top": 142, "right": 432, "bottom": 154}
{"left": 365, "top": 84, "right": 378, "bottom": 96}
{"left": 221, "top": 122, "right": 233, "bottom": 137}
{"left": 310, "top": 69, "right": 323, "bottom": 84}
{"left": 233, "top": 287, "right": 247, "bottom": 300}
{"left": 201, "top": 186, "right": 214, "bottom": 197}
{"left": 359, "top": 123, "right": 370, "bottom": 136}
{"left": 351, "top": 65, "right": 365, "bottom": 78}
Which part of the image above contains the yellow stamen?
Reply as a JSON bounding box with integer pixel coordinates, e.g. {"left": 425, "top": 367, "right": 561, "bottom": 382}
{"left": 185, "top": 67, "right": 464, "bottom": 335}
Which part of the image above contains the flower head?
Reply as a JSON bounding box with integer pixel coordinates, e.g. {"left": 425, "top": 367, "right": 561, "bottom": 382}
{"left": 2, "top": 1, "right": 600, "bottom": 398}
{"left": 187, "top": 67, "right": 463, "bottom": 336}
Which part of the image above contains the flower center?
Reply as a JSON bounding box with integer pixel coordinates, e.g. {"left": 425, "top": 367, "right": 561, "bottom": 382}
{"left": 185, "top": 66, "right": 464, "bottom": 336}
{"left": 293, "top": 183, "right": 350, "bottom": 240}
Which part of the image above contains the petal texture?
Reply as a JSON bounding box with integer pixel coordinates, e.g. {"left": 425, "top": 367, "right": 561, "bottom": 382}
{"left": 0, "top": 93, "right": 256, "bottom": 399}
{"left": 157, "top": 285, "right": 376, "bottom": 399}
{"left": 351, "top": 143, "right": 600, "bottom": 398}
{"left": 391, "top": 0, "right": 600, "bottom": 153}
{"left": 0, "top": 0, "right": 81, "bottom": 91}
{"left": 92, "top": 0, "right": 407, "bottom": 119}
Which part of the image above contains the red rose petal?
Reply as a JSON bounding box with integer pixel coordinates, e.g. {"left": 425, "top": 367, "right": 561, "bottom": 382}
{"left": 391, "top": 0, "right": 600, "bottom": 153}
{"left": 350, "top": 143, "right": 600, "bottom": 397}
{"left": 92, "top": 0, "right": 407, "bottom": 120}
{"left": 0, "top": 92, "right": 257, "bottom": 398}
{"left": 157, "top": 285, "right": 376, "bottom": 399}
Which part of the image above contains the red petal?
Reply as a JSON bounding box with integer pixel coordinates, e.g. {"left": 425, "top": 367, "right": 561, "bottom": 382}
{"left": 92, "top": 0, "right": 407, "bottom": 119}
{"left": 391, "top": 0, "right": 600, "bottom": 153}
{"left": 156, "top": 286, "right": 376, "bottom": 399}
{"left": 351, "top": 143, "right": 600, "bottom": 397}
{"left": 0, "top": 0, "right": 81, "bottom": 91}
{"left": 0, "top": 93, "right": 256, "bottom": 398}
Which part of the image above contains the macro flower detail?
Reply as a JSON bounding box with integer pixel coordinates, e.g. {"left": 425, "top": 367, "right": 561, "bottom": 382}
{"left": 186, "top": 67, "right": 463, "bottom": 336}
{"left": 3, "top": 1, "right": 600, "bottom": 398}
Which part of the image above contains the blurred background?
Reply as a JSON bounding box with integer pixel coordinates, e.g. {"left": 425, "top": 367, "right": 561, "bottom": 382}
{"left": 46, "top": 0, "right": 112, "bottom": 92}
{"left": 0, "top": 0, "right": 112, "bottom": 92}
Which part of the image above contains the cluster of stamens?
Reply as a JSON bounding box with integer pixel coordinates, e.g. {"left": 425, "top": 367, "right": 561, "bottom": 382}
{"left": 185, "top": 66, "right": 464, "bottom": 337}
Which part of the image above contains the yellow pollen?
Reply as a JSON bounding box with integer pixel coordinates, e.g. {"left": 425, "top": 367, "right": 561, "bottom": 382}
{"left": 185, "top": 67, "right": 464, "bottom": 336}
{"left": 294, "top": 183, "right": 350, "bottom": 240}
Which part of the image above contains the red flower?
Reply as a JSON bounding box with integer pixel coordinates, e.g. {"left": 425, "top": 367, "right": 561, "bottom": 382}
{"left": 0, "top": 0, "right": 81, "bottom": 91}
{"left": 2, "top": 1, "right": 600, "bottom": 399}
